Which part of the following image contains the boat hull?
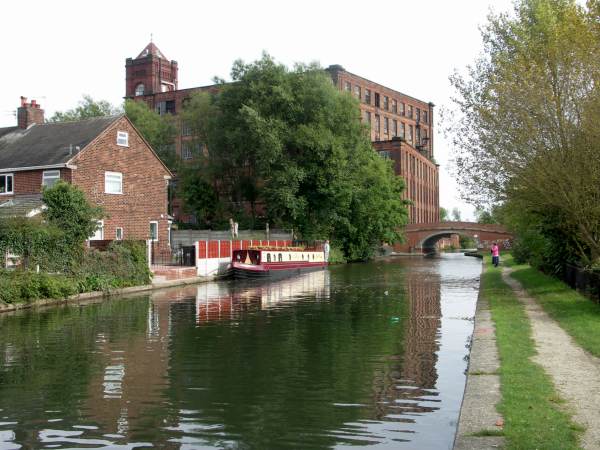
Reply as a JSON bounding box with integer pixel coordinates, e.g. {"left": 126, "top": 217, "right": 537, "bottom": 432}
{"left": 232, "top": 261, "right": 326, "bottom": 279}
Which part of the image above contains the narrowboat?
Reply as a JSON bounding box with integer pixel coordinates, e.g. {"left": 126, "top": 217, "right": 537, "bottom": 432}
{"left": 231, "top": 246, "right": 327, "bottom": 279}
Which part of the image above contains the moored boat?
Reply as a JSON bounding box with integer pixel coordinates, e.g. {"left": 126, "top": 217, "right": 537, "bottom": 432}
{"left": 231, "top": 246, "right": 327, "bottom": 279}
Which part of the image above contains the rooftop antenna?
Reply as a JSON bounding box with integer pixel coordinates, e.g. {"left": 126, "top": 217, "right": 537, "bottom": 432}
{"left": 150, "top": 32, "right": 153, "bottom": 43}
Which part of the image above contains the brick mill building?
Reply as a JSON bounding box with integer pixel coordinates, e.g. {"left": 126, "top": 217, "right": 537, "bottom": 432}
{"left": 125, "top": 42, "right": 439, "bottom": 225}
{"left": 0, "top": 98, "right": 172, "bottom": 248}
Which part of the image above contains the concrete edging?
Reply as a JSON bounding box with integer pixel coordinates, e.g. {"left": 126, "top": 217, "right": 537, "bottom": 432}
{"left": 0, "top": 276, "right": 216, "bottom": 314}
{"left": 454, "top": 268, "right": 505, "bottom": 449}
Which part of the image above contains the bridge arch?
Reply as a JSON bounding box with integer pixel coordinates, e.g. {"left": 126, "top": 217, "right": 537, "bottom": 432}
{"left": 395, "top": 221, "right": 513, "bottom": 254}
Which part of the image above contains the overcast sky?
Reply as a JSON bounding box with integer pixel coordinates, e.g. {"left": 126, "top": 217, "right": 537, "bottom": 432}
{"left": 1, "top": 0, "right": 515, "bottom": 220}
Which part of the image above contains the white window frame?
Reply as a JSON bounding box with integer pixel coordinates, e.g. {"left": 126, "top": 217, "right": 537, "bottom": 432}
{"left": 42, "top": 169, "right": 61, "bottom": 188}
{"left": 115, "top": 227, "right": 123, "bottom": 240}
{"left": 0, "top": 173, "right": 14, "bottom": 195}
{"left": 90, "top": 220, "right": 104, "bottom": 241}
{"left": 117, "top": 131, "right": 129, "bottom": 147}
{"left": 149, "top": 221, "right": 159, "bottom": 242}
{"left": 105, "top": 171, "right": 123, "bottom": 194}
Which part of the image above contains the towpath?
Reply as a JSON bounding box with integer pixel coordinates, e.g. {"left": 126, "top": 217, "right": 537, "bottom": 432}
{"left": 502, "top": 267, "right": 600, "bottom": 450}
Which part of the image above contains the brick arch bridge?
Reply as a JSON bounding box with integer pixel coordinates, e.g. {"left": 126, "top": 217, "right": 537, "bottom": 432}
{"left": 396, "top": 222, "right": 513, "bottom": 254}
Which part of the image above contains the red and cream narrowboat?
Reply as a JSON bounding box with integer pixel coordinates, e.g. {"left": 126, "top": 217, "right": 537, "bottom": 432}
{"left": 231, "top": 246, "right": 327, "bottom": 279}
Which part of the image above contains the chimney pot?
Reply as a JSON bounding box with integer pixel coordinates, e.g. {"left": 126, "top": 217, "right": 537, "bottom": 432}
{"left": 20, "top": 96, "right": 27, "bottom": 107}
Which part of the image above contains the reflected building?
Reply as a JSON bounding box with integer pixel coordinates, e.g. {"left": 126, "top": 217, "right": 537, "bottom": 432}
{"left": 80, "top": 270, "right": 330, "bottom": 442}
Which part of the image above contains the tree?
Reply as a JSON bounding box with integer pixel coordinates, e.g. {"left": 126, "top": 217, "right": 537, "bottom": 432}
{"left": 183, "top": 54, "right": 409, "bottom": 259}
{"left": 124, "top": 100, "right": 178, "bottom": 168}
{"left": 439, "top": 207, "right": 449, "bottom": 221}
{"left": 449, "top": 0, "right": 600, "bottom": 266}
{"left": 48, "top": 95, "right": 121, "bottom": 122}
{"left": 42, "top": 181, "right": 103, "bottom": 246}
{"left": 451, "top": 207, "right": 462, "bottom": 222}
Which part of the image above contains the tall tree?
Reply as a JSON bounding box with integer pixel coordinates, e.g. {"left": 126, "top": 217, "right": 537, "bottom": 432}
{"left": 184, "top": 54, "right": 409, "bottom": 259}
{"left": 48, "top": 95, "right": 121, "bottom": 122}
{"left": 451, "top": 207, "right": 462, "bottom": 222}
{"left": 124, "top": 100, "right": 178, "bottom": 167}
{"left": 439, "top": 207, "right": 449, "bottom": 221}
{"left": 449, "top": 0, "right": 600, "bottom": 266}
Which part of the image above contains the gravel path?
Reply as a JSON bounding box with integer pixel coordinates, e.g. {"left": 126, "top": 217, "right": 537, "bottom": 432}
{"left": 502, "top": 268, "right": 600, "bottom": 450}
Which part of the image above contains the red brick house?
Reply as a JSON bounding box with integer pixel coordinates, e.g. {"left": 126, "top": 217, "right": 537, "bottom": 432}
{"left": 0, "top": 98, "right": 172, "bottom": 248}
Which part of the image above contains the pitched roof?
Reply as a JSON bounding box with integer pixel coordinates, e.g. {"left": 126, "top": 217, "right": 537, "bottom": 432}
{"left": 0, "top": 195, "right": 45, "bottom": 218}
{"left": 0, "top": 116, "right": 120, "bottom": 171}
{"left": 136, "top": 42, "right": 167, "bottom": 60}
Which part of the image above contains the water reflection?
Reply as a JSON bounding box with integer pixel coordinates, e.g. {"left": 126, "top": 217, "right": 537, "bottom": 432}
{"left": 0, "top": 255, "right": 481, "bottom": 449}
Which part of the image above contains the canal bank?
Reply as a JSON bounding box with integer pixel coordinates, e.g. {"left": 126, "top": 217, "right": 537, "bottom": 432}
{"left": 456, "top": 255, "right": 600, "bottom": 449}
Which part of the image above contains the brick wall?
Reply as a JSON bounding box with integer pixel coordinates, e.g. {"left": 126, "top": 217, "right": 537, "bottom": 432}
{"left": 1, "top": 168, "right": 71, "bottom": 198}
{"left": 373, "top": 139, "right": 439, "bottom": 224}
{"left": 70, "top": 117, "right": 171, "bottom": 248}
{"left": 328, "top": 66, "right": 434, "bottom": 159}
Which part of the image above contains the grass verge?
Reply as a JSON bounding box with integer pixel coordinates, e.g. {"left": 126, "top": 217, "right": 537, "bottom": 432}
{"left": 482, "top": 255, "right": 581, "bottom": 449}
{"left": 502, "top": 254, "right": 600, "bottom": 358}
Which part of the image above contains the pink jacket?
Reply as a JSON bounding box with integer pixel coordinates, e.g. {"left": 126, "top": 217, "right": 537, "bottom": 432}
{"left": 491, "top": 245, "right": 499, "bottom": 257}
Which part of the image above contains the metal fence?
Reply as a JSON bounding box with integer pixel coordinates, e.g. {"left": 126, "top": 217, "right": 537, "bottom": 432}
{"left": 151, "top": 241, "right": 196, "bottom": 267}
{"left": 563, "top": 264, "right": 600, "bottom": 303}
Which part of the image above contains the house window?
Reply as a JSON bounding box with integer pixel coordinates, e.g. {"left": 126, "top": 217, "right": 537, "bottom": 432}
{"left": 344, "top": 81, "right": 351, "bottom": 92}
{"left": 364, "top": 111, "right": 371, "bottom": 124}
{"left": 181, "top": 121, "right": 192, "bottom": 136}
{"left": 400, "top": 102, "right": 406, "bottom": 116}
{"left": 374, "top": 114, "right": 381, "bottom": 136}
{"left": 392, "top": 99, "right": 398, "bottom": 114}
{"left": 365, "top": 89, "right": 371, "bottom": 104}
{"left": 135, "top": 84, "right": 145, "bottom": 96}
{"left": 408, "top": 105, "right": 413, "bottom": 119}
{"left": 117, "top": 131, "right": 129, "bottom": 147}
{"left": 149, "top": 221, "right": 158, "bottom": 242}
{"left": 423, "top": 111, "right": 429, "bottom": 123}
{"left": 374, "top": 93, "right": 380, "bottom": 108}
{"left": 42, "top": 170, "right": 61, "bottom": 188}
{"left": 0, "top": 173, "right": 13, "bottom": 195}
{"left": 182, "top": 143, "right": 193, "bottom": 160}
{"left": 383, "top": 117, "right": 389, "bottom": 134}
{"left": 115, "top": 227, "right": 123, "bottom": 240}
{"left": 408, "top": 125, "right": 414, "bottom": 144}
{"left": 379, "top": 150, "right": 391, "bottom": 159}
{"left": 354, "top": 85, "right": 361, "bottom": 99}
{"left": 90, "top": 220, "right": 104, "bottom": 241}
{"left": 105, "top": 171, "right": 123, "bottom": 194}
{"left": 416, "top": 108, "right": 421, "bottom": 122}
{"left": 416, "top": 126, "right": 421, "bottom": 145}
{"left": 400, "top": 122, "right": 406, "bottom": 139}
{"left": 383, "top": 96, "right": 389, "bottom": 111}
{"left": 393, "top": 119, "right": 398, "bottom": 137}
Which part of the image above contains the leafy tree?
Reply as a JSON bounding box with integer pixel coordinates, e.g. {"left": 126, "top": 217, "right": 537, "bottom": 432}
{"left": 449, "top": 0, "right": 600, "bottom": 266}
{"left": 451, "top": 207, "right": 462, "bottom": 222}
{"left": 183, "top": 54, "right": 409, "bottom": 259}
{"left": 439, "top": 207, "right": 449, "bottom": 221}
{"left": 42, "top": 181, "right": 103, "bottom": 246}
{"left": 124, "top": 100, "right": 178, "bottom": 168}
{"left": 48, "top": 95, "right": 121, "bottom": 122}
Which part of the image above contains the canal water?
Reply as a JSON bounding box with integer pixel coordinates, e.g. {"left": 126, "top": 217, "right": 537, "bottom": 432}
{"left": 0, "top": 253, "right": 481, "bottom": 449}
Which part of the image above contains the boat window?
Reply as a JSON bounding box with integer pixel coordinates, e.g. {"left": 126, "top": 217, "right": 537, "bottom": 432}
{"left": 267, "top": 253, "right": 271, "bottom": 262}
{"left": 289, "top": 254, "right": 292, "bottom": 260}
{"left": 278, "top": 253, "right": 282, "bottom": 262}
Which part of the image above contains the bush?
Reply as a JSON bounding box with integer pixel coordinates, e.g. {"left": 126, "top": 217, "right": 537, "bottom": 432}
{"left": 0, "top": 271, "right": 78, "bottom": 304}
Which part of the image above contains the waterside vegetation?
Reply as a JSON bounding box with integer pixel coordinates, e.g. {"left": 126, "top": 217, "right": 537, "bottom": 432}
{"left": 0, "top": 182, "right": 151, "bottom": 305}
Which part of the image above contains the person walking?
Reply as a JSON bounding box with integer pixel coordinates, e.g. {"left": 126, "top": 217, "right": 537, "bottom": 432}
{"left": 491, "top": 242, "right": 500, "bottom": 267}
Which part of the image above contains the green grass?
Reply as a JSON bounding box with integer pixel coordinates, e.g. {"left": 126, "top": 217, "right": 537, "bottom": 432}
{"left": 503, "top": 254, "right": 600, "bottom": 358}
{"left": 482, "top": 255, "right": 582, "bottom": 449}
